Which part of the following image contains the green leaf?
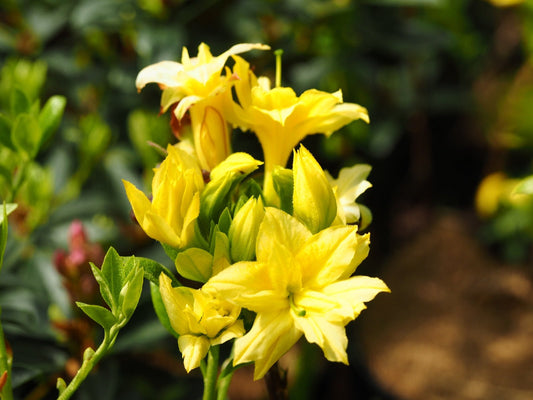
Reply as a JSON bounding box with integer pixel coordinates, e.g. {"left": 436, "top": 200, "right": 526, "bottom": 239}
{"left": 90, "top": 262, "right": 115, "bottom": 312}
{"left": 0, "top": 113, "right": 13, "bottom": 149}
{"left": 11, "top": 113, "right": 42, "bottom": 160}
{"left": 99, "top": 247, "right": 127, "bottom": 308}
{"left": 76, "top": 302, "right": 116, "bottom": 331}
{"left": 10, "top": 87, "right": 30, "bottom": 115}
{"left": 0, "top": 203, "right": 13, "bottom": 272}
{"left": 150, "top": 282, "right": 179, "bottom": 339}
{"left": 0, "top": 203, "right": 17, "bottom": 226}
{"left": 137, "top": 257, "right": 179, "bottom": 286}
{"left": 119, "top": 266, "right": 144, "bottom": 322}
{"left": 38, "top": 95, "right": 66, "bottom": 147}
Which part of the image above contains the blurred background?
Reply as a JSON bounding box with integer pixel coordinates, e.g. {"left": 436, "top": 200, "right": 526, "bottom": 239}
{"left": 0, "top": 0, "right": 532, "bottom": 399}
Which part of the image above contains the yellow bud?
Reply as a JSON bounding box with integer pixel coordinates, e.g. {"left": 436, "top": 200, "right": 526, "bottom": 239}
{"left": 292, "top": 145, "right": 337, "bottom": 233}
{"left": 229, "top": 197, "right": 265, "bottom": 261}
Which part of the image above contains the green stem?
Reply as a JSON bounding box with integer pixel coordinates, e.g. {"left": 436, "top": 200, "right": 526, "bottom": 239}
{"left": 202, "top": 346, "right": 220, "bottom": 400}
{"left": 274, "top": 49, "right": 283, "bottom": 88}
{"left": 216, "top": 358, "right": 239, "bottom": 400}
{"left": 57, "top": 327, "right": 117, "bottom": 400}
{"left": 7, "top": 161, "right": 27, "bottom": 203}
{"left": 0, "top": 314, "right": 13, "bottom": 400}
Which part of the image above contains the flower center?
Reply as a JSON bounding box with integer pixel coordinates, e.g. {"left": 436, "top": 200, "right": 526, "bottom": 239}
{"left": 288, "top": 293, "right": 306, "bottom": 317}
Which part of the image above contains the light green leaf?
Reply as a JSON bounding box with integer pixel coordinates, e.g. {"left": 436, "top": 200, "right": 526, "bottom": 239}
{"left": 513, "top": 175, "right": 533, "bottom": 196}
{"left": 119, "top": 266, "right": 144, "bottom": 322}
{"left": 39, "top": 95, "right": 66, "bottom": 146}
{"left": 90, "top": 262, "right": 115, "bottom": 312}
{"left": 76, "top": 302, "right": 116, "bottom": 331}
{"left": 11, "top": 113, "right": 42, "bottom": 159}
{"left": 0, "top": 203, "right": 17, "bottom": 226}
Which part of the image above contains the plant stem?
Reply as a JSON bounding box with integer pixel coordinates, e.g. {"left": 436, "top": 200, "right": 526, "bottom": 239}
{"left": 202, "top": 346, "right": 220, "bottom": 400}
{"left": 0, "top": 314, "right": 13, "bottom": 400}
{"left": 57, "top": 327, "right": 117, "bottom": 400}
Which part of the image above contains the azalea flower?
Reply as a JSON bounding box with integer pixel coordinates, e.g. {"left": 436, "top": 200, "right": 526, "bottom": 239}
{"left": 326, "top": 164, "right": 373, "bottom": 228}
{"left": 123, "top": 145, "right": 204, "bottom": 248}
{"left": 205, "top": 207, "right": 389, "bottom": 379}
{"left": 159, "top": 274, "right": 244, "bottom": 372}
{"left": 136, "top": 42, "right": 269, "bottom": 171}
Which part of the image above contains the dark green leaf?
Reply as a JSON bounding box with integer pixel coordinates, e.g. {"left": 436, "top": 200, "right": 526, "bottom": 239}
{"left": 0, "top": 113, "right": 13, "bottom": 149}
{"left": 99, "top": 247, "right": 126, "bottom": 308}
{"left": 77, "top": 302, "right": 116, "bottom": 330}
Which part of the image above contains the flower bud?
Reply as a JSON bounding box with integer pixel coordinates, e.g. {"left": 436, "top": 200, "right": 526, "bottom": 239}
{"left": 229, "top": 197, "right": 265, "bottom": 261}
{"left": 292, "top": 145, "right": 337, "bottom": 233}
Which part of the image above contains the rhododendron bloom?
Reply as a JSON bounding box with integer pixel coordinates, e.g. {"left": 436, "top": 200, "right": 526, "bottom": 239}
{"left": 205, "top": 207, "right": 389, "bottom": 379}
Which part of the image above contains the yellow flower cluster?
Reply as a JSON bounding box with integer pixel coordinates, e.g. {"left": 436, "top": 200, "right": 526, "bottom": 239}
{"left": 124, "top": 42, "right": 389, "bottom": 380}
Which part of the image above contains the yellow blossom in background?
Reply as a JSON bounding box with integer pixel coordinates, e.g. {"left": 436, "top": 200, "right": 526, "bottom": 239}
{"left": 205, "top": 207, "right": 389, "bottom": 379}
{"left": 136, "top": 42, "right": 269, "bottom": 171}
{"left": 123, "top": 145, "right": 204, "bottom": 248}
{"left": 485, "top": 0, "right": 524, "bottom": 6}
{"left": 159, "top": 274, "right": 244, "bottom": 372}
{"left": 326, "top": 164, "right": 373, "bottom": 228}
{"left": 475, "top": 172, "right": 526, "bottom": 218}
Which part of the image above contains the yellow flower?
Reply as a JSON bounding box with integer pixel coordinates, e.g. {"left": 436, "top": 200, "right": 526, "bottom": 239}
{"left": 123, "top": 145, "right": 204, "bottom": 248}
{"left": 159, "top": 274, "right": 244, "bottom": 372}
{"left": 136, "top": 43, "right": 269, "bottom": 170}
{"left": 229, "top": 79, "right": 369, "bottom": 174}
{"left": 229, "top": 196, "right": 265, "bottom": 261}
{"left": 205, "top": 207, "right": 389, "bottom": 379}
{"left": 326, "top": 164, "right": 372, "bottom": 228}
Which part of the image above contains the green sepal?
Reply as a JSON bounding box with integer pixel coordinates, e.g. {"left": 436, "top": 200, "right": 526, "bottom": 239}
{"left": 137, "top": 257, "right": 179, "bottom": 286}
{"left": 150, "top": 282, "right": 179, "bottom": 339}
{"left": 175, "top": 247, "right": 213, "bottom": 283}
{"left": 272, "top": 166, "right": 294, "bottom": 215}
{"left": 161, "top": 243, "right": 179, "bottom": 262}
{"left": 217, "top": 207, "right": 232, "bottom": 235}
{"left": 76, "top": 302, "right": 117, "bottom": 331}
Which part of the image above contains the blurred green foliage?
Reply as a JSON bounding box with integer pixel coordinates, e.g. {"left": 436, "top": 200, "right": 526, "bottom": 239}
{"left": 0, "top": 0, "right": 532, "bottom": 399}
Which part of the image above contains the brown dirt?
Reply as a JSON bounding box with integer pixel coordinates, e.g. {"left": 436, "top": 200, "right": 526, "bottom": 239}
{"left": 360, "top": 211, "right": 533, "bottom": 400}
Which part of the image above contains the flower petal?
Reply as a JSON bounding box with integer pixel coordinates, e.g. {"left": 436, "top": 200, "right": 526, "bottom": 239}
{"left": 294, "top": 315, "right": 348, "bottom": 364}
{"left": 136, "top": 61, "right": 184, "bottom": 91}
{"left": 178, "top": 334, "right": 210, "bottom": 372}
{"left": 234, "top": 311, "right": 302, "bottom": 380}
